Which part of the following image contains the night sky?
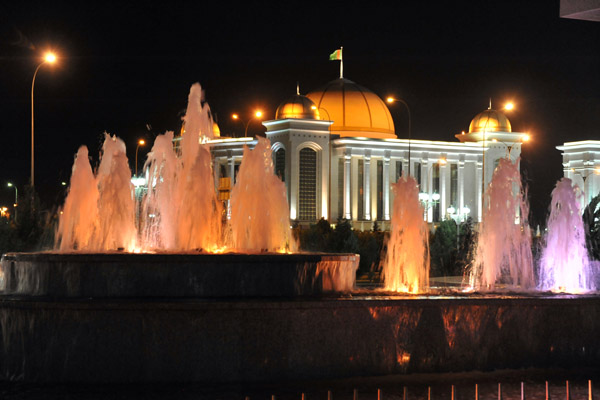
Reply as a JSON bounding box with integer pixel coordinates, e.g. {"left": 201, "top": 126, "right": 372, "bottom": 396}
{"left": 1, "top": 1, "right": 599, "bottom": 227}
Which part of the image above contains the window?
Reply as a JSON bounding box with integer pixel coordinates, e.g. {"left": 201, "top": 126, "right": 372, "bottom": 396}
{"left": 450, "top": 163, "right": 458, "bottom": 209}
{"left": 275, "top": 148, "right": 285, "bottom": 182}
{"left": 395, "top": 160, "right": 402, "bottom": 182}
{"left": 299, "top": 148, "right": 317, "bottom": 221}
{"left": 414, "top": 162, "right": 422, "bottom": 187}
{"left": 432, "top": 163, "right": 440, "bottom": 222}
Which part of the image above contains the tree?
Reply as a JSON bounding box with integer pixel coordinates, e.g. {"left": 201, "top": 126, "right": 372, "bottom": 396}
{"left": 583, "top": 194, "right": 600, "bottom": 261}
{"left": 429, "top": 219, "right": 458, "bottom": 276}
{"left": 328, "top": 218, "right": 359, "bottom": 254}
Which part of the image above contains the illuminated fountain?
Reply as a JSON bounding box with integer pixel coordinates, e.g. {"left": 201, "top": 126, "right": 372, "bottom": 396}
{"left": 2, "top": 82, "right": 357, "bottom": 301}
{"left": 539, "top": 178, "right": 596, "bottom": 292}
{"left": 382, "top": 174, "right": 430, "bottom": 293}
{"left": 469, "top": 157, "right": 534, "bottom": 290}
{"left": 1, "top": 83, "right": 600, "bottom": 385}
{"left": 229, "top": 137, "right": 297, "bottom": 253}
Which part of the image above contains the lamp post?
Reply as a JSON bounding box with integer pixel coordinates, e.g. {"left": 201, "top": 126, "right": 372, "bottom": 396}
{"left": 135, "top": 139, "right": 146, "bottom": 176}
{"left": 232, "top": 110, "right": 263, "bottom": 138}
{"left": 419, "top": 158, "right": 446, "bottom": 222}
{"left": 312, "top": 105, "right": 333, "bottom": 221}
{"left": 481, "top": 101, "right": 515, "bottom": 220}
{"left": 387, "top": 97, "right": 412, "bottom": 175}
{"left": 31, "top": 52, "right": 57, "bottom": 188}
{"left": 7, "top": 183, "right": 18, "bottom": 222}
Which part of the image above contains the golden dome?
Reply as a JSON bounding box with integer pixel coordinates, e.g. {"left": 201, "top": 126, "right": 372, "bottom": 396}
{"left": 276, "top": 94, "right": 320, "bottom": 120}
{"left": 212, "top": 121, "right": 221, "bottom": 137}
{"left": 469, "top": 109, "right": 512, "bottom": 133}
{"left": 306, "top": 78, "right": 395, "bottom": 139}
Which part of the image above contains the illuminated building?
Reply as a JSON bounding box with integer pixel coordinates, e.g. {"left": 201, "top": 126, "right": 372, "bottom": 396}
{"left": 557, "top": 141, "right": 600, "bottom": 211}
{"left": 209, "top": 77, "right": 529, "bottom": 229}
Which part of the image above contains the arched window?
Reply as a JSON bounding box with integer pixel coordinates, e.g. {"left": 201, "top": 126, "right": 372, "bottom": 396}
{"left": 275, "top": 148, "right": 285, "bottom": 182}
{"left": 299, "top": 147, "right": 317, "bottom": 221}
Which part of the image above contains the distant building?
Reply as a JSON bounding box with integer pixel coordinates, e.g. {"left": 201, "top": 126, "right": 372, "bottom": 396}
{"left": 208, "top": 77, "right": 530, "bottom": 230}
{"left": 557, "top": 141, "right": 600, "bottom": 210}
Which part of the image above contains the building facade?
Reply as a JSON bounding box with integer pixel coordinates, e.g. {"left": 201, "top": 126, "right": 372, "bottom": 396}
{"left": 209, "top": 77, "right": 530, "bottom": 230}
{"left": 557, "top": 141, "right": 600, "bottom": 211}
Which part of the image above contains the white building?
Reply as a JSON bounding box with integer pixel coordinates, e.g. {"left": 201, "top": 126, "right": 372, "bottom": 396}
{"left": 557, "top": 141, "right": 600, "bottom": 211}
{"left": 209, "top": 77, "right": 530, "bottom": 230}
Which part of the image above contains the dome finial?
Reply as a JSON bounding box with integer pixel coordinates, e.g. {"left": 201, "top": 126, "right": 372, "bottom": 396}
{"left": 489, "top": 97, "right": 492, "bottom": 110}
{"left": 297, "top": 81, "right": 300, "bottom": 96}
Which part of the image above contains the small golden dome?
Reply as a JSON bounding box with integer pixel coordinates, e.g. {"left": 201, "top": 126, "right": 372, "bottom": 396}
{"left": 469, "top": 109, "right": 512, "bottom": 133}
{"left": 306, "top": 78, "right": 395, "bottom": 139}
{"left": 275, "top": 94, "right": 320, "bottom": 120}
{"left": 213, "top": 121, "right": 221, "bottom": 137}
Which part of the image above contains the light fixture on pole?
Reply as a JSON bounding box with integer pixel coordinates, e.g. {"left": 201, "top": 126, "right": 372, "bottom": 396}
{"left": 481, "top": 100, "right": 515, "bottom": 217}
{"left": 135, "top": 139, "right": 146, "bottom": 177}
{"left": 232, "top": 111, "right": 264, "bottom": 138}
{"left": 386, "top": 97, "right": 412, "bottom": 176}
{"left": 7, "top": 182, "right": 18, "bottom": 222}
{"left": 31, "top": 52, "right": 57, "bottom": 188}
{"left": 245, "top": 110, "right": 263, "bottom": 138}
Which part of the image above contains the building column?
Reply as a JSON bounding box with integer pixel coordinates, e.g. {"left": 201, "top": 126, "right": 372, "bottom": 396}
{"left": 344, "top": 153, "right": 351, "bottom": 220}
{"left": 422, "top": 160, "right": 431, "bottom": 223}
{"left": 458, "top": 160, "right": 465, "bottom": 222}
{"left": 383, "top": 154, "right": 390, "bottom": 220}
{"left": 440, "top": 160, "right": 447, "bottom": 222}
{"left": 227, "top": 152, "right": 235, "bottom": 219}
{"left": 364, "top": 154, "right": 371, "bottom": 221}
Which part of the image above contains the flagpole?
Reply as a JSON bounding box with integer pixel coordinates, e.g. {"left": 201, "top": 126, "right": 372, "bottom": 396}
{"left": 340, "top": 46, "right": 343, "bottom": 79}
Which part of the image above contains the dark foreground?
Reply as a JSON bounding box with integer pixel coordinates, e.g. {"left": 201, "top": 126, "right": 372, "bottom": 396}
{"left": 1, "top": 294, "right": 600, "bottom": 383}
{"left": 2, "top": 252, "right": 600, "bottom": 384}
{"left": 1, "top": 368, "right": 599, "bottom": 399}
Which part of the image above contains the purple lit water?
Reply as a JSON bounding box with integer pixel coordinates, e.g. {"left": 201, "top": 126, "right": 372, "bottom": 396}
{"left": 539, "top": 178, "right": 596, "bottom": 292}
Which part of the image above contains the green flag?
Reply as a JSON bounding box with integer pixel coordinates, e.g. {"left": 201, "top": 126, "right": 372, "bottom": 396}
{"left": 329, "top": 49, "right": 342, "bottom": 61}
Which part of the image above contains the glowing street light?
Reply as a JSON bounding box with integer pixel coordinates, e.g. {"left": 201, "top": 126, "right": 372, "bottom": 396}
{"left": 31, "top": 51, "right": 58, "bottom": 188}
{"left": 386, "top": 96, "right": 412, "bottom": 175}
{"left": 232, "top": 110, "right": 264, "bottom": 138}
{"left": 7, "top": 182, "right": 18, "bottom": 222}
{"left": 135, "top": 139, "right": 146, "bottom": 176}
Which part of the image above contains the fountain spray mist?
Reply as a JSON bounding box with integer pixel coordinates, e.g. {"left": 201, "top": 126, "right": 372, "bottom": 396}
{"left": 56, "top": 134, "right": 137, "bottom": 251}
{"left": 55, "top": 146, "right": 99, "bottom": 251}
{"left": 229, "top": 137, "right": 297, "bottom": 253}
{"left": 382, "top": 174, "right": 429, "bottom": 293}
{"left": 141, "top": 83, "right": 222, "bottom": 251}
{"left": 470, "top": 157, "right": 534, "bottom": 290}
{"left": 539, "top": 178, "right": 596, "bottom": 292}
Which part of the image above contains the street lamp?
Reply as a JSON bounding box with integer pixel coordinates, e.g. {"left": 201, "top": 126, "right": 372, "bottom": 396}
{"left": 481, "top": 101, "right": 515, "bottom": 217}
{"left": 419, "top": 158, "right": 445, "bottom": 222}
{"left": 387, "top": 96, "right": 412, "bottom": 175}
{"left": 231, "top": 111, "right": 264, "bottom": 138}
{"left": 31, "top": 52, "right": 57, "bottom": 188}
{"left": 135, "top": 139, "right": 146, "bottom": 176}
{"left": 7, "top": 183, "right": 18, "bottom": 222}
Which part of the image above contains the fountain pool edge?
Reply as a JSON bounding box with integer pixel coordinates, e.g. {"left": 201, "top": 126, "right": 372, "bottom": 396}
{"left": 1, "top": 295, "right": 600, "bottom": 383}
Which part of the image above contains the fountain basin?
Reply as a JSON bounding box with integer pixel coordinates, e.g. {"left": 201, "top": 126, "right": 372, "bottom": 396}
{"left": 0, "top": 252, "right": 358, "bottom": 298}
{"left": 0, "top": 294, "right": 599, "bottom": 382}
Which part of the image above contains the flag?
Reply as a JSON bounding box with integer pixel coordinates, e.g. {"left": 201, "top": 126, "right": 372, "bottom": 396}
{"left": 329, "top": 49, "right": 342, "bottom": 61}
